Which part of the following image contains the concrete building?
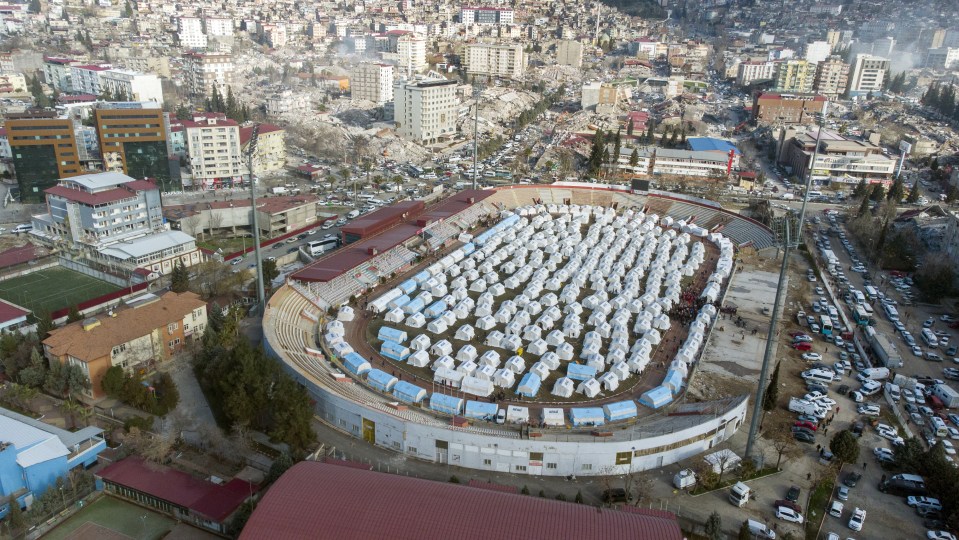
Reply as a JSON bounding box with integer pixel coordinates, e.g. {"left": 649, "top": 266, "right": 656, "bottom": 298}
{"left": 42, "top": 56, "right": 80, "bottom": 91}
{"left": 182, "top": 113, "right": 243, "bottom": 189}
{"left": 847, "top": 54, "right": 890, "bottom": 96}
{"left": 804, "top": 40, "right": 832, "bottom": 63}
{"left": 925, "top": 48, "right": 959, "bottom": 70}
{"left": 774, "top": 60, "right": 815, "bottom": 93}
{"left": 204, "top": 17, "right": 233, "bottom": 37}
{"left": 781, "top": 128, "right": 896, "bottom": 184}
{"left": 813, "top": 56, "right": 849, "bottom": 98}
{"left": 463, "top": 43, "right": 526, "bottom": 79}
{"left": 556, "top": 40, "right": 584, "bottom": 68}
{"left": 93, "top": 103, "right": 173, "bottom": 191}
{"left": 580, "top": 82, "right": 625, "bottom": 112}
{"left": 382, "top": 32, "right": 427, "bottom": 75}
{"left": 351, "top": 63, "right": 395, "bottom": 105}
{"left": 265, "top": 91, "right": 310, "bottom": 117}
{"left": 460, "top": 7, "right": 514, "bottom": 24}
{"left": 7, "top": 116, "right": 83, "bottom": 202}
{"left": 240, "top": 124, "right": 285, "bottom": 175}
{"left": 164, "top": 194, "right": 324, "bottom": 239}
{"left": 43, "top": 292, "right": 207, "bottom": 398}
{"left": 0, "top": 407, "right": 105, "bottom": 520}
{"left": 735, "top": 61, "right": 775, "bottom": 86}
{"left": 752, "top": 92, "right": 828, "bottom": 125}
{"left": 393, "top": 78, "right": 457, "bottom": 143}
{"left": 178, "top": 17, "right": 207, "bottom": 49}
{"left": 70, "top": 64, "right": 111, "bottom": 95}
{"left": 99, "top": 69, "right": 163, "bottom": 105}
{"left": 183, "top": 52, "right": 233, "bottom": 97}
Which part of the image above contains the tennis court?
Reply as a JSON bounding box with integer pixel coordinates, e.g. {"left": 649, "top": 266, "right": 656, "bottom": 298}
{"left": 43, "top": 496, "right": 174, "bottom": 540}
{"left": 0, "top": 267, "right": 120, "bottom": 315}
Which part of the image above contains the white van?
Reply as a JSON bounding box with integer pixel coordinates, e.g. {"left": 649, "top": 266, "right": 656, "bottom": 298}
{"left": 885, "top": 382, "right": 901, "bottom": 402}
{"left": 12, "top": 224, "right": 32, "bottom": 233}
{"left": 346, "top": 209, "right": 360, "bottom": 219}
{"left": 747, "top": 519, "right": 776, "bottom": 539}
{"left": 931, "top": 416, "right": 948, "bottom": 437}
{"left": 883, "top": 304, "right": 900, "bottom": 321}
{"left": 802, "top": 369, "right": 836, "bottom": 385}
{"left": 922, "top": 328, "right": 939, "bottom": 348}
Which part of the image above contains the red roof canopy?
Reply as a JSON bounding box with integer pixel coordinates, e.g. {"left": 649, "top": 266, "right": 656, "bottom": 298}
{"left": 240, "top": 461, "right": 682, "bottom": 540}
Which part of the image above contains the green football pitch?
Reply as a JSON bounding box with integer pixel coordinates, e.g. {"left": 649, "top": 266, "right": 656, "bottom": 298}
{"left": 0, "top": 267, "right": 121, "bottom": 315}
{"left": 42, "top": 496, "right": 175, "bottom": 540}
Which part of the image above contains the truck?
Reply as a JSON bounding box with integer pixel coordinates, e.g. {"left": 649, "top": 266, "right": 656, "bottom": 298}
{"left": 271, "top": 186, "right": 289, "bottom": 195}
{"left": 729, "top": 482, "right": 751, "bottom": 507}
{"left": 932, "top": 384, "right": 959, "bottom": 409}
{"left": 867, "top": 328, "right": 902, "bottom": 366}
{"left": 858, "top": 367, "right": 891, "bottom": 381}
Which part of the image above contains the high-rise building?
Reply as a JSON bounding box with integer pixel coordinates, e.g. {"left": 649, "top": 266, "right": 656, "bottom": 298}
{"left": 460, "top": 7, "right": 514, "bottom": 25}
{"left": 826, "top": 30, "right": 842, "bottom": 50}
{"left": 813, "top": 56, "right": 849, "bottom": 98}
{"left": 556, "top": 40, "right": 584, "bottom": 68}
{"left": 240, "top": 124, "right": 285, "bottom": 175}
{"left": 351, "top": 63, "right": 395, "bottom": 105}
{"left": 847, "top": 54, "right": 890, "bottom": 96}
{"left": 393, "top": 78, "right": 457, "bottom": 143}
{"left": 182, "top": 113, "right": 243, "bottom": 189}
{"left": 68, "top": 64, "right": 163, "bottom": 104}
{"left": 925, "top": 48, "right": 959, "bottom": 70}
{"left": 182, "top": 52, "right": 233, "bottom": 97}
{"left": 804, "top": 40, "right": 832, "bottom": 64}
{"left": 7, "top": 116, "right": 82, "bottom": 201}
{"left": 736, "top": 61, "right": 775, "bottom": 86}
{"left": 464, "top": 43, "right": 526, "bottom": 79}
{"left": 775, "top": 60, "right": 815, "bottom": 93}
{"left": 94, "top": 103, "right": 174, "bottom": 191}
{"left": 204, "top": 17, "right": 233, "bottom": 37}
{"left": 178, "top": 17, "right": 207, "bottom": 49}
{"left": 42, "top": 56, "right": 80, "bottom": 91}
{"left": 393, "top": 33, "right": 427, "bottom": 74}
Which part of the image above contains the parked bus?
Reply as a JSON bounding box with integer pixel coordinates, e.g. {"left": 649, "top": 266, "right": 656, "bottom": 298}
{"left": 307, "top": 238, "right": 340, "bottom": 257}
{"left": 864, "top": 285, "right": 879, "bottom": 301}
{"left": 853, "top": 305, "right": 875, "bottom": 326}
{"left": 820, "top": 315, "right": 833, "bottom": 336}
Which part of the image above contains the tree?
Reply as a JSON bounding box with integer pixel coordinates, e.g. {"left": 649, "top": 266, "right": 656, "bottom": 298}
{"left": 770, "top": 426, "right": 800, "bottom": 469}
{"left": 171, "top": 261, "right": 190, "bottom": 293}
{"left": 738, "top": 519, "right": 752, "bottom": 540}
{"left": 626, "top": 118, "right": 634, "bottom": 137}
{"left": 101, "top": 366, "right": 125, "bottom": 396}
{"left": 267, "top": 452, "right": 294, "bottom": 484}
{"left": 857, "top": 195, "right": 871, "bottom": 217}
{"left": 762, "top": 362, "right": 780, "bottom": 412}
{"left": 947, "top": 185, "right": 959, "bottom": 204}
{"left": 887, "top": 177, "right": 905, "bottom": 202}
{"left": 829, "top": 430, "right": 861, "bottom": 467}
{"left": 262, "top": 259, "right": 279, "bottom": 290}
{"left": 629, "top": 148, "right": 639, "bottom": 167}
{"left": 907, "top": 180, "right": 922, "bottom": 204}
{"left": 6, "top": 494, "right": 26, "bottom": 533}
{"left": 870, "top": 184, "right": 886, "bottom": 202}
{"left": 704, "top": 511, "right": 723, "bottom": 540}
{"left": 852, "top": 178, "right": 868, "bottom": 199}
{"left": 931, "top": 157, "right": 939, "bottom": 171}
{"left": 914, "top": 254, "right": 955, "bottom": 300}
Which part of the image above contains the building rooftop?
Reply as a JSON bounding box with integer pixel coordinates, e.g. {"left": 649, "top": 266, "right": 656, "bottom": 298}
{"left": 687, "top": 137, "right": 741, "bottom": 155}
{"left": 43, "top": 291, "right": 206, "bottom": 363}
{"left": 63, "top": 171, "right": 139, "bottom": 191}
{"left": 239, "top": 461, "right": 682, "bottom": 540}
{"left": 0, "top": 243, "right": 39, "bottom": 270}
{"left": 45, "top": 185, "right": 134, "bottom": 206}
{"left": 0, "top": 406, "right": 103, "bottom": 467}
{"left": 0, "top": 298, "right": 29, "bottom": 323}
{"left": 239, "top": 124, "right": 284, "bottom": 145}
{"left": 98, "top": 230, "right": 196, "bottom": 261}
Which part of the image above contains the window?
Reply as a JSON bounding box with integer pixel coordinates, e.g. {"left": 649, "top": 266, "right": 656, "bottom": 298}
{"left": 167, "top": 322, "right": 178, "bottom": 333}
{"left": 581, "top": 464, "right": 592, "bottom": 471}
{"left": 483, "top": 459, "right": 492, "bottom": 466}
{"left": 514, "top": 465, "right": 527, "bottom": 472}
{"left": 529, "top": 452, "right": 543, "bottom": 461}
{"left": 546, "top": 463, "right": 557, "bottom": 469}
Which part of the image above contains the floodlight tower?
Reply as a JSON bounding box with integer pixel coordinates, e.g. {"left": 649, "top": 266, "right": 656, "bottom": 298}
{"left": 245, "top": 124, "right": 266, "bottom": 307}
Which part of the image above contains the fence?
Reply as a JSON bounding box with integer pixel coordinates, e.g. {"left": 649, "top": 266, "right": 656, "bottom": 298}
{"left": 0, "top": 259, "right": 58, "bottom": 282}
{"left": 58, "top": 257, "right": 132, "bottom": 288}
{"left": 50, "top": 282, "right": 149, "bottom": 321}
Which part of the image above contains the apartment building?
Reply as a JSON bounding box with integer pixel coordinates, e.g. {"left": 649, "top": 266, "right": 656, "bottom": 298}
{"left": 68, "top": 64, "right": 163, "bottom": 103}
{"left": 240, "top": 124, "right": 285, "bottom": 175}
{"left": 351, "top": 62, "right": 395, "bottom": 105}
{"left": 774, "top": 60, "right": 815, "bottom": 93}
{"left": 847, "top": 54, "right": 890, "bottom": 96}
{"left": 393, "top": 78, "right": 457, "bottom": 143}
{"left": 42, "top": 56, "right": 80, "bottom": 91}
{"left": 165, "top": 194, "right": 322, "bottom": 239}
{"left": 70, "top": 64, "right": 111, "bottom": 95}
{"left": 393, "top": 33, "right": 427, "bottom": 74}
{"left": 7, "top": 116, "right": 82, "bottom": 201}
{"left": 178, "top": 17, "right": 207, "bottom": 48}
{"left": 804, "top": 40, "right": 832, "bottom": 63}
{"left": 93, "top": 103, "right": 174, "bottom": 191}
{"left": 204, "top": 17, "right": 233, "bottom": 37}
{"left": 736, "top": 61, "right": 775, "bottom": 86}
{"left": 604, "top": 145, "right": 737, "bottom": 178}
{"left": 182, "top": 113, "right": 243, "bottom": 189}
{"left": 752, "top": 92, "right": 827, "bottom": 125}
{"left": 183, "top": 52, "right": 233, "bottom": 97}
{"left": 813, "top": 56, "right": 849, "bottom": 98}
{"left": 43, "top": 292, "right": 208, "bottom": 399}
{"left": 464, "top": 43, "right": 526, "bottom": 79}
{"left": 556, "top": 40, "right": 584, "bottom": 68}
{"left": 266, "top": 91, "right": 310, "bottom": 116}
{"left": 925, "top": 48, "right": 959, "bottom": 70}
{"left": 781, "top": 129, "right": 896, "bottom": 184}
{"left": 460, "top": 7, "right": 514, "bottom": 24}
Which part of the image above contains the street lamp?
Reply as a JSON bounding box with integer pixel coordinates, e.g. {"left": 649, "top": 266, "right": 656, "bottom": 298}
{"left": 244, "top": 124, "right": 266, "bottom": 307}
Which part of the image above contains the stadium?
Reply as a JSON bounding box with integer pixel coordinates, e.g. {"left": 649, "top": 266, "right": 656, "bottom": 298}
{"left": 262, "top": 183, "right": 776, "bottom": 476}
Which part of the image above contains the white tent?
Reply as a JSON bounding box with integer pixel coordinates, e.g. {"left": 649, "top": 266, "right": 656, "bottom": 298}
{"left": 527, "top": 339, "right": 549, "bottom": 356}
{"left": 331, "top": 341, "right": 354, "bottom": 357}
{"left": 555, "top": 342, "right": 575, "bottom": 361}
{"left": 501, "top": 335, "right": 523, "bottom": 351}
{"left": 493, "top": 368, "right": 516, "bottom": 388}
{"left": 405, "top": 313, "right": 427, "bottom": 328}
{"left": 384, "top": 307, "right": 405, "bottom": 323}
{"left": 489, "top": 283, "right": 506, "bottom": 296}
{"left": 545, "top": 330, "right": 565, "bottom": 347}
{"left": 577, "top": 378, "right": 601, "bottom": 398}
{"left": 461, "top": 376, "right": 494, "bottom": 397}
{"left": 585, "top": 354, "right": 605, "bottom": 372}
{"left": 456, "top": 360, "right": 478, "bottom": 376}
{"left": 486, "top": 330, "right": 505, "bottom": 348}
{"left": 598, "top": 372, "right": 620, "bottom": 392}
{"left": 337, "top": 306, "right": 355, "bottom": 322}
{"left": 530, "top": 361, "right": 551, "bottom": 380}
{"left": 479, "top": 350, "right": 501, "bottom": 368}
{"left": 434, "top": 366, "right": 465, "bottom": 387}
{"left": 476, "top": 316, "right": 497, "bottom": 331}
{"left": 408, "top": 350, "right": 430, "bottom": 368}
{"left": 432, "top": 355, "right": 455, "bottom": 371}
{"left": 456, "top": 344, "right": 478, "bottom": 363}
{"left": 474, "top": 304, "right": 493, "bottom": 317}
{"left": 426, "top": 319, "right": 448, "bottom": 334}
{"left": 324, "top": 332, "right": 342, "bottom": 346}
{"left": 410, "top": 334, "right": 431, "bottom": 352}
{"left": 523, "top": 325, "right": 542, "bottom": 342}
{"left": 540, "top": 352, "right": 560, "bottom": 370}
{"left": 542, "top": 408, "right": 565, "bottom": 427}
{"left": 505, "top": 355, "right": 525, "bottom": 374}
{"left": 430, "top": 340, "right": 453, "bottom": 357}
{"left": 505, "top": 405, "right": 529, "bottom": 424}
{"left": 610, "top": 361, "right": 630, "bottom": 380}
{"left": 455, "top": 325, "right": 476, "bottom": 341}
{"left": 326, "top": 320, "right": 345, "bottom": 336}
{"left": 551, "top": 377, "right": 575, "bottom": 398}
{"left": 474, "top": 364, "right": 496, "bottom": 381}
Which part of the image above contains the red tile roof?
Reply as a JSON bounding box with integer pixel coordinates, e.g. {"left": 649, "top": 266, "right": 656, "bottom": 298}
{"left": 240, "top": 461, "right": 682, "bottom": 540}
{"left": 0, "top": 298, "right": 29, "bottom": 322}
{"left": 239, "top": 124, "right": 284, "bottom": 145}
{"left": 124, "top": 179, "right": 157, "bottom": 191}
{"left": 45, "top": 185, "right": 133, "bottom": 206}
{"left": 97, "top": 458, "right": 255, "bottom": 522}
{"left": 0, "top": 243, "right": 38, "bottom": 270}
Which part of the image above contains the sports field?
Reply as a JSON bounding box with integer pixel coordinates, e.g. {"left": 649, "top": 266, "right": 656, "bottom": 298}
{"left": 0, "top": 267, "right": 121, "bottom": 315}
{"left": 43, "top": 496, "right": 174, "bottom": 540}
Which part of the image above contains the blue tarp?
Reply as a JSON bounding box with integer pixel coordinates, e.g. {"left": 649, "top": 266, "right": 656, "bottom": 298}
{"left": 380, "top": 340, "right": 411, "bottom": 361}
{"left": 461, "top": 242, "right": 475, "bottom": 255}
{"left": 413, "top": 270, "right": 431, "bottom": 284}
{"left": 377, "top": 326, "right": 408, "bottom": 343}
{"left": 343, "top": 352, "right": 371, "bottom": 376}
{"left": 639, "top": 386, "right": 674, "bottom": 409}
{"left": 569, "top": 407, "right": 606, "bottom": 427}
{"left": 603, "top": 401, "right": 639, "bottom": 422}
{"left": 686, "top": 137, "right": 741, "bottom": 155}
{"left": 398, "top": 279, "right": 418, "bottom": 294}
{"left": 423, "top": 300, "right": 448, "bottom": 318}
{"left": 367, "top": 369, "right": 398, "bottom": 392}
{"left": 663, "top": 369, "right": 685, "bottom": 395}
{"left": 392, "top": 381, "right": 426, "bottom": 404}
{"left": 566, "top": 363, "right": 597, "bottom": 382}
{"left": 401, "top": 298, "right": 426, "bottom": 315}
{"left": 429, "top": 393, "right": 464, "bottom": 415}
{"left": 464, "top": 400, "right": 498, "bottom": 420}
{"left": 389, "top": 294, "right": 412, "bottom": 309}
{"left": 516, "top": 372, "right": 542, "bottom": 397}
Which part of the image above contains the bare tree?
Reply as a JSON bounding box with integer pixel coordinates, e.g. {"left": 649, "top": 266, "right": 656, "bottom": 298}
{"left": 769, "top": 427, "right": 801, "bottom": 470}
{"left": 183, "top": 213, "right": 204, "bottom": 239}
{"left": 207, "top": 210, "right": 224, "bottom": 238}
{"left": 631, "top": 470, "right": 653, "bottom": 506}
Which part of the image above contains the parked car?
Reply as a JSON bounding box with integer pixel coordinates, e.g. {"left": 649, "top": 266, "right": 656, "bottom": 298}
{"left": 774, "top": 499, "right": 802, "bottom": 513}
{"left": 843, "top": 472, "right": 862, "bottom": 488}
{"left": 776, "top": 506, "right": 804, "bottom": 524}
{"left": 848, "top": 507, "right": 866, "bottom": 531}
